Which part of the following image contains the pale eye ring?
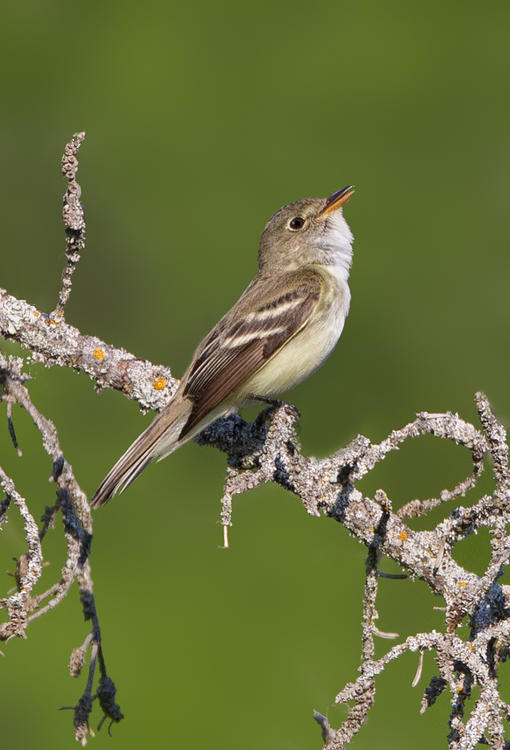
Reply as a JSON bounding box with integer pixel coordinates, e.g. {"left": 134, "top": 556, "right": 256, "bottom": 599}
{"left": 288, "top": 216, "right": 305, "bottom": 230}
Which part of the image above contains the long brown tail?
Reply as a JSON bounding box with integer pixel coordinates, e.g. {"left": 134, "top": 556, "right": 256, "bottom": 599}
{"left": 90, "top": 396, "right": 192, "bottom": 508}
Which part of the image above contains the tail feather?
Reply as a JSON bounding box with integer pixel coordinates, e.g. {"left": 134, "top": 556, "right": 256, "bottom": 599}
{"left": 90, "top": 396, "right": 192, "bottom": 508}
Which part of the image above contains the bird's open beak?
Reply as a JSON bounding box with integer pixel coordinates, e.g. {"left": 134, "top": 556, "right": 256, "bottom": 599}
{"left": 319, "top": 185, "right": 355, "bottom": 216}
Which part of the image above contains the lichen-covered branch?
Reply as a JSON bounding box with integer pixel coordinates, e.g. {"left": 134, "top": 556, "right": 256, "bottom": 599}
{"left": 54, "top": 131, "right": 87, "bottom": 317}
{"left": 0, "top": 286, "right": 177, "bottom": 412}
{"left": 196, "top": 401, "right": 510, "bottom": 748}
{"left": 0, "top": 467, "right": 43, "bottom": 639}
{"left": 1, "top": 132, "right": 509, "bottom": 748}
{"left": 0, "top": 352, "right": 122, "bottom": 744}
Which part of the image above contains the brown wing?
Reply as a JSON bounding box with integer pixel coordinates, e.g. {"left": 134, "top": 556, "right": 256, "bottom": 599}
{"left": 179, "top": 273, "right": 322, "bottom": 438}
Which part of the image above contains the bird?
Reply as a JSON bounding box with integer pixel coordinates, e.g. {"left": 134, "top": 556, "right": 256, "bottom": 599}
{"left": 90, "top": 186, "right": 355, "bottom": 508}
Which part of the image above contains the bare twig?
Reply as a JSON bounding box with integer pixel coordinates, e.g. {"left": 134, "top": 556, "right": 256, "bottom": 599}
{"left": 412, "top": 650, "right": 424, "bottom": 688}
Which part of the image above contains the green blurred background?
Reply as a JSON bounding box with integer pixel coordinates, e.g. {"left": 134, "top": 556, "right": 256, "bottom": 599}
{"left": 1, "top": 1, "right": 509, "bottom": 748}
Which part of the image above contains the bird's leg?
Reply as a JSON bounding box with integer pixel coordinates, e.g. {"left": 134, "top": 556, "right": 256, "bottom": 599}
{"left": 250, "top": 395, "right": 285, "bottom": 408}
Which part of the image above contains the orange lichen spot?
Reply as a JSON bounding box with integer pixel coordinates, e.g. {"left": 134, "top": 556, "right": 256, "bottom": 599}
{"left": 93, "top": 347, "right": 105, "bottom": 361}
{"left": 71, "top": 357, "right": 77, "bottom": 365}
{"left": 399, "top": 530, "right": 408, "bottom": 541}
{"left": 153, "top": 378, "right": 166, "bottom": 390}
{"left": 34, "top": 311, "right": 40, "bottom": 318}
{"left": 48, "top": 319, "right": 60, "bottom": 326}
{"left": 468, "top": 643, "right": 473, "bottom": 651}
{"left": 458, "top": 581, "right": 467, "bottom": 588}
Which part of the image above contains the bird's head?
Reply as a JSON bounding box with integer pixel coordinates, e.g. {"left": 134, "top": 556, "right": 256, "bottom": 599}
{"left": 258, "top": 186, "right": 355, "bottom": 275}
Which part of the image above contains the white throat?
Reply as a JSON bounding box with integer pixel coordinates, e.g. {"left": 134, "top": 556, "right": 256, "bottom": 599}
{"left": 317, "top": 211, "right": 353, "bottom": 284}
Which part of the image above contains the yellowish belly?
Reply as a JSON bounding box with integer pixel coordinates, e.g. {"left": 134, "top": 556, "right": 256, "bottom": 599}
{"left": 239, "top": 294, "right": 347, "bottom": 399}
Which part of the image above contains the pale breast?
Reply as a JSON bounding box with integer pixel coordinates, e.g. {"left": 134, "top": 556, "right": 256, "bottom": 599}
{"left": 241, "top": 267, "right": 350, "bottom": 398}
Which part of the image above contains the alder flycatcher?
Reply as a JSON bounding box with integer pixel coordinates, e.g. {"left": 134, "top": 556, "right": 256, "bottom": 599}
{"left": 91, "top": 186, "right": 355, "bottom": 507}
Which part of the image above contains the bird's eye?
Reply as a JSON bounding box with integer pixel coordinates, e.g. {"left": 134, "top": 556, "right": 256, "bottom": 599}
{"left": 289, "top": 216, "right": 305, "bottom": 230}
